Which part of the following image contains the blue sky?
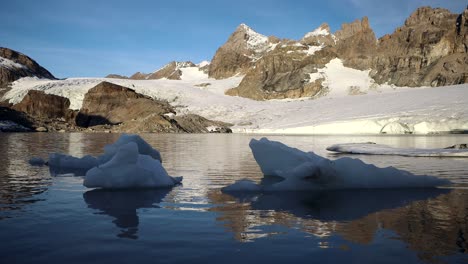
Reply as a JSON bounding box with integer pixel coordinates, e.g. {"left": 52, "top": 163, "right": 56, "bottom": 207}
{"left": 1, "top": 0, "right": 466, "bottom": 78}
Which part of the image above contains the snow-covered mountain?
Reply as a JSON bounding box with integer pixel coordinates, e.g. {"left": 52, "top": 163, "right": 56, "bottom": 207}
{"left": 1, "top": 6, "right": 467, "bottom": 135}
{"left": 4, "top": 59, "right": 468, "bottom": 135}
{"left": 0, "top": 47, "right": 55, "bottom": 88}
{"left": 107, "top": 61, "right": 210, "bottom": 81}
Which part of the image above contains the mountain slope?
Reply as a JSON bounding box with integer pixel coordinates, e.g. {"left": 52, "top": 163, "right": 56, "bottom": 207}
{"left": 215, "top": 6, "right": 468, "bottom": 100}
{"left": 0, "top": 47, "right": 55, "bottom": 88}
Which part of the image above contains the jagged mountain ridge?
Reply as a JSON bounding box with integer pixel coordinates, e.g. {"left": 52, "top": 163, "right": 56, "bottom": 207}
{"left": 221, "top": 6, "right": 467, "bottom": 100}
{"left": 107, "top": 61, "right": 209, "bottom": 80}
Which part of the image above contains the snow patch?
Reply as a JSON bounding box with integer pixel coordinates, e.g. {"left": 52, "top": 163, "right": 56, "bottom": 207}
{"left": 239, "top": 23, "right": 270, "bottom": 53}
{"left": 303, "top": 27, "right": 330, "bottom": 39}
{"left": 305, "top": 44, "right": 324, "bottom": 56}
{"left": 197, "top": 60, "right": 210, "bottom": 67}
{"left": 0, "top": 57, "right": 27, "bottom": 70}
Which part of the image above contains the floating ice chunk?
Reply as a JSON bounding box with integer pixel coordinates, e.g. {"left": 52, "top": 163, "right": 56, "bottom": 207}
{"left": 221, "top": 179, "right": 261, "bottom": 192}
{"left": 48, "top": 153, "right": 99, "bottom": 171}
{"left": 98, "top": 134, "right": 162, "bottom": 164}
{"left": 42, "top": 134, "right": 181, "bottom": 189}
{"left": 223, "top": 138, "right": 450, "bottom": 192}
{"left": 326, "top": 142, "right": 468, "bottom": 157}
{"left": 84, "top": 142, "right": 182, "bottom": 189}
{"left": 249, "top": 137, "right": 324, "bottom": 176}
{"left": 28, "top": 157, "right": 46, "bottom": 166}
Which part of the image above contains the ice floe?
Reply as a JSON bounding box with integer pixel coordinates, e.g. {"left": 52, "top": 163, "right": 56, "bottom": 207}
{"left": 326, "top": 142, "right": 468, "bottom": 157}
{"left": 222, "top": 138, "right": 451, "bottom": 192}
{"left": 45, "top": 134, "right": 181, "bottom": 189}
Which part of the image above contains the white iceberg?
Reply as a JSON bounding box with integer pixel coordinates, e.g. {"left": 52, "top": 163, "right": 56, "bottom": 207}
{"left": 44, "top": 134, "right": 181, "bottom": 189}
{"left": 48, "top": 153, "right": 98, "bottom": 172}
{"left": 223, "top": 138, "right": 450, "bottom": 192}
{"left": 84, "top": 142, "right": 181, "bottom": 189}
{"left": 326, "top": 142, "right": 468, "bottom": 157}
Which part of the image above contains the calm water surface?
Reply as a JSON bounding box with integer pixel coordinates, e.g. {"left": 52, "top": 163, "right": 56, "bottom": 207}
{"left": 0, "top": 133, "right": 467, "bottom": 264}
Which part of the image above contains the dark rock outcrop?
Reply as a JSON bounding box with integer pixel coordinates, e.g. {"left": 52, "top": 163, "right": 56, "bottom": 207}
{"left": 76, "top": 81, "right": 174, "bottom": 127}
{"left": 0, "top": 47, "right": 55, "bottom": 87}
{"left": 12, "top": 90, "right": 73, "bottom": 120}
{"left": 0, "top": 106, "right": 34, "bottom": 132}
{"left": 76, "top": 81, "right": 232, "bottom": 133}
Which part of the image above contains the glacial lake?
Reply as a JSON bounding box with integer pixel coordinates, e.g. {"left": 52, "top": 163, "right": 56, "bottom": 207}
{"left": 0, "top": 133, "right": 467, "bottom": 264}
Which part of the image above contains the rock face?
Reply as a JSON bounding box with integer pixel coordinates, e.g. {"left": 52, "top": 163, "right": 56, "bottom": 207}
{"left": 12, "top": 90, "right": 73, "bottom": 120}
{"left": 223, "top": 6, "right": 468, "bottom": 100}
{"left": 124, "top": 61, "right": 199, "bottom": 80}
{"left": 208, "top": 24, "right": 277, "bottom": 79}
{"left": 227, "top": 24, "right": 336, "bottom": 100}
{"left": 76, "top": 81, "right": 232, "bottom": 133}
{"left": 0, "top": 47, "right": 55, "bottom": 87}
{"left": 0, "top": 105, "right": 34, "bottom": 131}
{"left": 76, "top": 81, "right": 174, "bottom": 127}
{"left": 147, "top": 61, "right": 196, "bottom": 80}
{"left": 371, "top": 6, "right": 468, "bottom": 86}
{"left": 335, "top": 17, "right": 377, "bottom": 70}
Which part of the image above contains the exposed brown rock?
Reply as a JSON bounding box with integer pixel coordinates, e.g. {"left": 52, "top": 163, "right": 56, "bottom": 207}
{"left": 229, "top": 40, "right": 336, "bottom": 100}
{"left": 208, "top": 24, "right": 273, "bottom": 79}
{"left": 227, "top": 6, "right": 468, "bottom": 100}
{"left": 335, "top": 17, "right": 377, "bottom": 70}
{"left": 76, "top": 81, "right": 232, "bottom": 133}
{"left": 301, "top": 23, "right": 336, "bottom": 47}
{"left": 147, "top": 61, "right": 196, "bottom": 80}
{"left": 129, "top": 72, "right": 148, "bottom": 80}
{"left": 0, "top": 47, "right": 55, "bottom": 87}
{"left": 105, "top": 74, "right": 128, "bottom": 79}
{"left": 76, "top": 81, "right": 174, "bottom": 127}
{"left": 173, "top": 114, "right": 232, "bottom": 133}
{"left": 12, "top": 90, "right": 72, "bottom": 120}
{"left": 371, "top": 6, "right": 467, "bottom": 86}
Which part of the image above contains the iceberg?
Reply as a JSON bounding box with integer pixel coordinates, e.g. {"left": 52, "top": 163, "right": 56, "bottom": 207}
{"left": 326, "top": 142, "right": 468, "bottom": 157}
{"left": 222, "top": 138, "right": 451, "bottom": 192}
{"left": 84, "top": 142, "right": 181, "bottom": 189}
{"left": 44, "top": 134, "right": 181, "bottom": 189}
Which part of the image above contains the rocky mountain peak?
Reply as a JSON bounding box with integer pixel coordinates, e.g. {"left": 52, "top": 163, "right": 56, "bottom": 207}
{"left": 404, "top": 6, "right": 454, "bottom": 27}
{"left": 301, "top": 23, "right": 336, "bottom": 46}
{"left": 335, "top": 17, "right": 372, "bottom": 41}
{"left": 208, "top": 23, "right": 274, "bottom": 79}
{"left": 0, "top": 47, "right": 55, "bottom": 87}
{"left": 303, "top": 23, "right": 331, "bottom": 39}
{"left": 146, "top": 61, "right": 196, "bottom": 80}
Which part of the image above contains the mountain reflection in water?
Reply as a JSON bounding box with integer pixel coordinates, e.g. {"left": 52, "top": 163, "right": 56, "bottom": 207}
{"left": 211, "top": 188, "right": 467, "bottom": 261}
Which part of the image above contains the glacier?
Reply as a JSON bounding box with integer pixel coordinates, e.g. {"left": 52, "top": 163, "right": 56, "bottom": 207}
{"left": 222, "top": 138, "right": 451, "bottom": 192}
{"left": 3, "top": 58, "right": 468, "bottom": 135}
